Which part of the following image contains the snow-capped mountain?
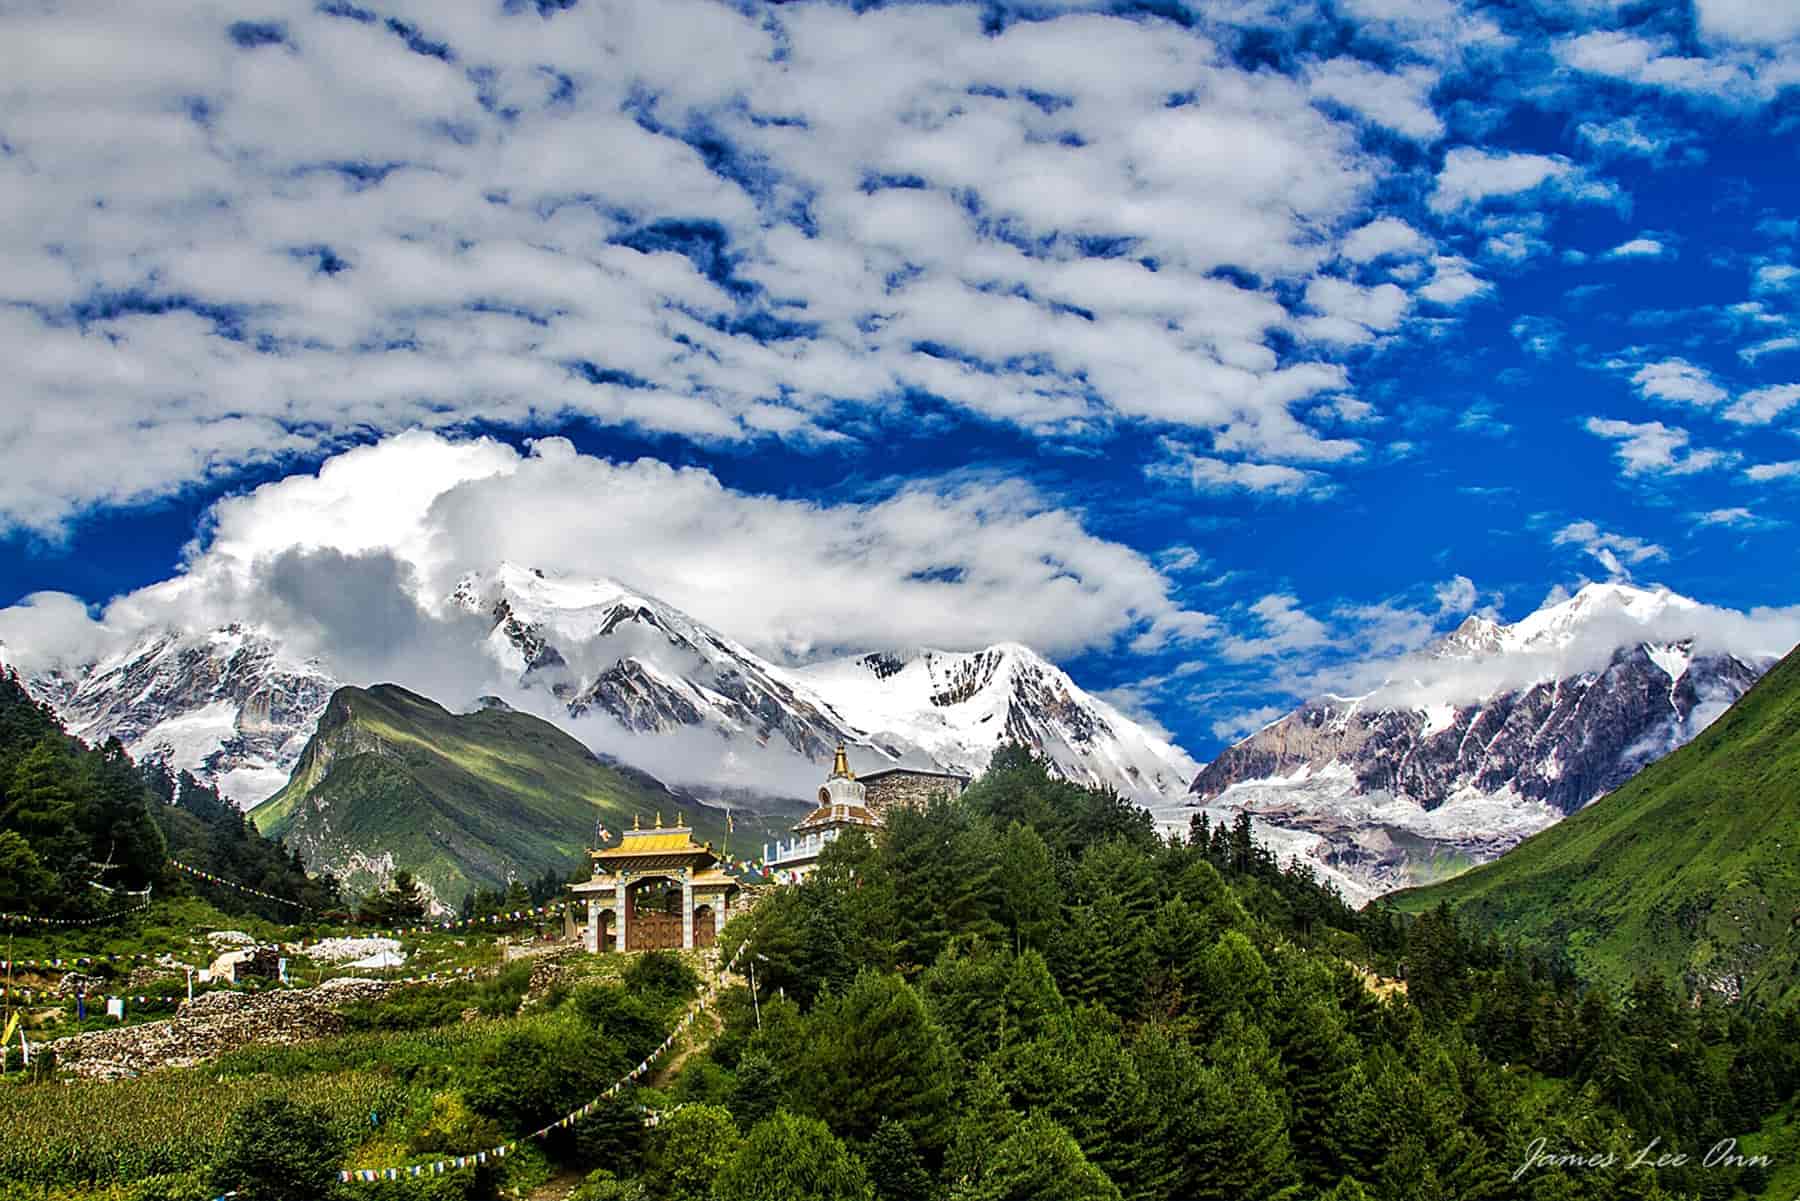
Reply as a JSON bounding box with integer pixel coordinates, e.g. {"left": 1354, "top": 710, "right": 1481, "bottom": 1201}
{"left": 1186, "top": 583, "right": 1774, "bottom": 905}
{"left": 449, "top": 563, "right": 872, "bottom": 765}
{"left": 2, "top": 626, "right": 338, "bottom": 803}
{"left": 794, "top": 646, "right": 1197, "bottom": 801}
{"left": 452, "top": 563, "right": 1196, "bottom": 806}
{"left": 2, "top": 561, "right": 1195, "bottom": 810}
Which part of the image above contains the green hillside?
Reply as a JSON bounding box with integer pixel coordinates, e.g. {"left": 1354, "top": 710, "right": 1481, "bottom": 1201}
{"left": 1390, "top": 642, "right": 1800, "bottom": 1003}
{"left": 250, "top": 684, "right": 785, "bottom": 910}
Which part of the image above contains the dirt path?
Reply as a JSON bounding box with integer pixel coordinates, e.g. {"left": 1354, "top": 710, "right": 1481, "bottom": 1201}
{"left": 648, "top": 975, "right": 727, "bottom": 1089}
{"left": 525, "top": 1168, "right": 587, "bottom": 1201}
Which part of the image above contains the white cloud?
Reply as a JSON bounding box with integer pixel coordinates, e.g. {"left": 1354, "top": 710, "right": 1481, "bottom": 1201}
{"left": 0, "top": 0, "right": 1431, "bottom": 533}
{"left": 1146, "top": 439, "right": 1331, "bottom": 498}
{"left": 1434, "top": 574, "right": 1478, "bottom": 614}
{"left": 1743, "top": 336, "right": 1800, "bottom": 362}
{"left": 1218, "top": 594, "right": 1333, "bottom": 661}
{"left": 1307, "top": 58, "right": 1444, "bottom": 141}
{"left": 1553, "top": 30, "right": 1750, "bottom": 96}
{"left": 1631, "top": 358, "right": 1726, "bottom": 407}
{"left": 1298, "top": 276, "right": 1410, "bottom": 344}
{"left": 0, "top": 432, "right": 1217, "bottom": 678}
{"left": 1155, "top": 545, "right": 1206, "bottom": 574}
{"left": 1551, "top": 519, "right": 1668, "bottom": 578}
{"left": 1209, "top": 705, "right": 1289, "bottom": 742}
{"left": 1428, "top": 147, "right": 1617, "bottom": 215}
{"left": 1695, "top": 0, "right": 1800, "bottom": 47}
{"left": 1575, "top": 115, "right": 1688, "bottom": 162}
{"left": 1584, "top": 417, "right": 1735, "bottom": 476}
{"left": 1511, "top": 315, "right": 1563, "bottom": 358}
{"left": 1747, "top": 461, "right": 1800, "bottom": 482}
{"left": 1484, "top": 230, "right": 1546, "bottom": 263}
{"left": 1416, "top": 255, "right": 1490, "bottom": 305}
{"left": 1725, "top": 383, "right": 1800, "bottom": 425}
{"left": 1605, "top": 236, "right": 1671, "bottom": 259}
{"left": 1754, "top": 264, "right": 1800, "bottom": 292}
{"left": 1693, "top": 506, "right": 1776, "bottom": 529}
{"left": 1339, "top": 217, "right": 1430, "bottom": 263}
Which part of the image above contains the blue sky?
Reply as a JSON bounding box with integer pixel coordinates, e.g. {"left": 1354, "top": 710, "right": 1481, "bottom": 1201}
{"left": 2, "top": 0, "right": 1799, "bottom": 761}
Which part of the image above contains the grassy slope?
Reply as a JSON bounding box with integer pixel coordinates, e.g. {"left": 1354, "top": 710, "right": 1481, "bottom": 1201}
{"left": 249, "top": 685, "right": 785, "bottom": 907}
{"left": 1389, "top": 644, "right": 1800, "bottom": 1003}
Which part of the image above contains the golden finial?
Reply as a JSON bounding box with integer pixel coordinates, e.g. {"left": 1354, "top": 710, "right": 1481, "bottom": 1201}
{"left": 676, "top": 811, "right": 684, "bottom": 828}
{"left": 832, "top": 742, "right": 854, "bottom": 780}
{"left": 656, "top": 810, "right": 664, "bottom": 828}
{"left": 633, "top": 814, "right": 641, "bottom": 831}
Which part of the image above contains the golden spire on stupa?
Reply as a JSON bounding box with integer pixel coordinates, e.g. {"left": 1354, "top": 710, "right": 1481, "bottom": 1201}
{"left": 831, "top": 742, "right": 855, "bottom": 780}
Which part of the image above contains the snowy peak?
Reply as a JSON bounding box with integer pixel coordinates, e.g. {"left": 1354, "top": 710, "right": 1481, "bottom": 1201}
{"left": 1188, "top": 581, "right": 1769, "bottom": 902}
{"left": 1502, "top": 582, "right": 1700, "bottom": 652}
{"left": 9, "top": 559, "right": 1197, "bottom": 813}
{"left": 9, "top": 624, "right": 338, "bottom": 805}
{"left": 1429, "top": 583, "right": 1701, "bottom": 660}
{"left": 1432, "top": 614, "right": 1504, "bottom": 659}
{"left": 798, "top": 642, "right": 1196, "bottom": 804}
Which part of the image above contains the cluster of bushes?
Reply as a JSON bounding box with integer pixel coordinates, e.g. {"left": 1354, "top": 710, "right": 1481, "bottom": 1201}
{"left": 0, "top": 950, "right": 702, "bottom": 1201}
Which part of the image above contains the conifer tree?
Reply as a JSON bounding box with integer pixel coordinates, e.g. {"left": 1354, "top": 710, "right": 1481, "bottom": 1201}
{"left": 794, "top": 969, "right": 956, "bottom": 1157}
{"left": 863, "top": 1118, "right": 933, "bottom": 1201}
{"left": 949, "top": 1114, "right": 1122, "bottom": 1201}
{"left": 730, "top": 1050, "right": 782, "bottom": 1132}
{"left": 709, "top": 1111, "right": 871, "bottom": 1201}
{"left": 641, "top": 1104, "right": 741, "bottom": 1201}
{"left": 995, "top": 821, "right": 1056, "bottom": 952}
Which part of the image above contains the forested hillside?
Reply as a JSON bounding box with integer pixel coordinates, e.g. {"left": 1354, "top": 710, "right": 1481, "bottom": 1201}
{"left": 1391, "top": 640, "right": 1800, "bottom": 1005}
{"left": 0, "top": 670, "right": 330, "bottom": 923}
{"left": 641, "top": 746, "right": 1800, "bottom": 1201}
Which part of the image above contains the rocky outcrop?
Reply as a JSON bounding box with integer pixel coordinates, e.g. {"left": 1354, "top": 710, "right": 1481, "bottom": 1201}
{"left": 44, "top": 977, "right": 393, "bottom": 1080}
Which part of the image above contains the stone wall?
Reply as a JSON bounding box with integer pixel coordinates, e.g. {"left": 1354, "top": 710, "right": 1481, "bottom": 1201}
{"left": 43, "top": 977, "right": 394, "bottom": 1081}
{"left": 863, "top": 770, "right": 968, "bottom": 820}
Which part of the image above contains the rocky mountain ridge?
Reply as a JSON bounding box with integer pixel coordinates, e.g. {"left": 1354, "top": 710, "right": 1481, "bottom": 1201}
{"left": 2, "top": 562, "right": 1195, "bottom": 809}
{"left": 1186, "top": 582, "right": 1776, "bottom": 904}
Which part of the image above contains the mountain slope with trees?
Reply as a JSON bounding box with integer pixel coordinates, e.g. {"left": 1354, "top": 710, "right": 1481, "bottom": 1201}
{"left": 249, "top": 684, "right": 780, "bottom": 911}
{"left": 0, "top": 669, "right": 328, "bottom": 924}
{"left": 1390, "top": 640, "right": 1800, "bottom": 1004}
{"left": 640, "top": 746, "right": 1799, "bottom": 1201}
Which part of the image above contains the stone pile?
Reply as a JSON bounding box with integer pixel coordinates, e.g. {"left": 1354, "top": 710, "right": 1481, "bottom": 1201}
{"left": 45, "top": 977, "right": 395, "bottom": 1081}
{"left": 54, "top": 972, "right": 107, "bottom": 997}
{"left": 304, "top": 936, "right": 401, "bottom": 964}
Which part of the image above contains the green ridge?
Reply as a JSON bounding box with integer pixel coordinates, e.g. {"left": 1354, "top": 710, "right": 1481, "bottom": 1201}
{"left": 249, "top": 684, "right": 784, "bottom": 909}
{"left": 1390, "top": 641, "right": 1800, "bottom": 1003}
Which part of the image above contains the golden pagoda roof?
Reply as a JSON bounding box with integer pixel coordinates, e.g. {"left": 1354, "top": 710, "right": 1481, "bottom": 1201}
{"left": 590, "top": 816, "right": 719, "bottom": 864}
{"left": 594, "top": 831, "right": 698, "bottom": 855}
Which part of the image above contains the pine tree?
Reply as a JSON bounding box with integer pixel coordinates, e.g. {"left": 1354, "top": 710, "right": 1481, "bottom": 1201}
{"left": 996, "top": 822, "right": 1056, "bottom": 953}
{"left": 709, "top": 1111, "right": 871, "bottom": 1201}
{"left": 1404, "top": 903, "right": 1466, "bottom": 1024}
{"left": 794, "top": 969, "right": 957, "bottom": 1157}
{"left": 950, "top": 1114, "right": 1122, "bottom": 1201}
{"left": 730, "top": 1050, "right": 782, "bottom": 1131}
{"left": 942, "top": 1063, "right": 1019, "bottom": 1196}
{"left": 863, "top": 1118, "right": 933, "bottom": 1201}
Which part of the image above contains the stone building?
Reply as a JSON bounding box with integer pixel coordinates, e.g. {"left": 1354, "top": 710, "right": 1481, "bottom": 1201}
{"left": 762, "top": 746, "right": 971, "bottom": 882}
{"left": 858, "top": 765, "right": 970, "bottom": 819}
